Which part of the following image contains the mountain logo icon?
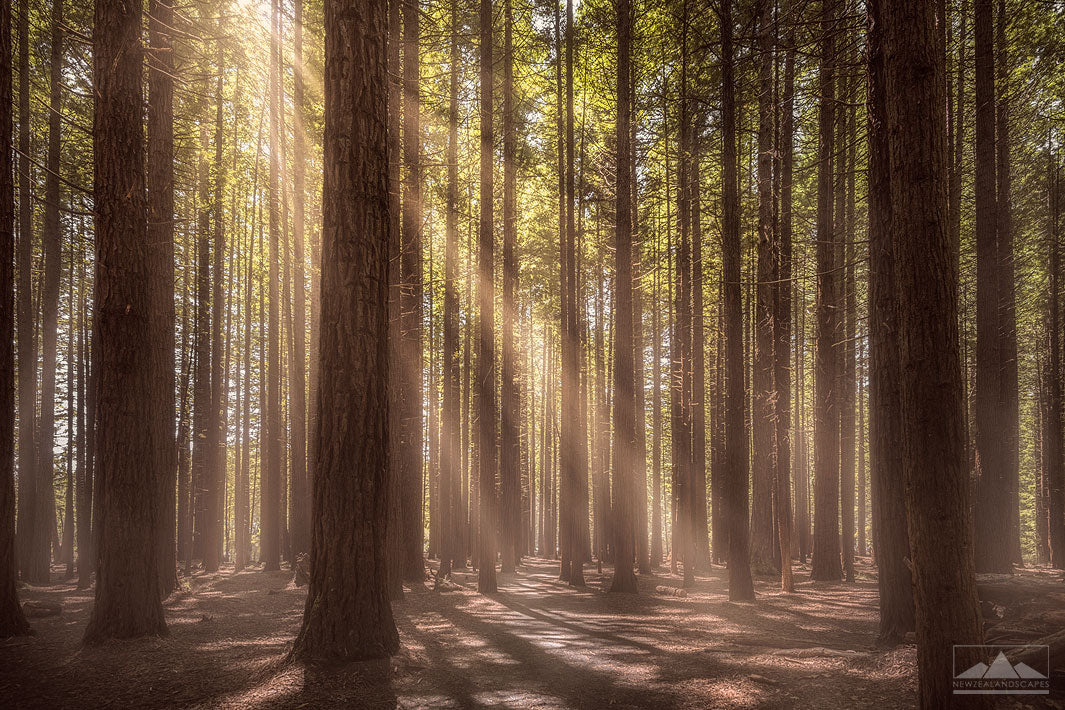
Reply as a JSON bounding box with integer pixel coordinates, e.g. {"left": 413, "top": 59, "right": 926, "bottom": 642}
{"left": 952, "top": 645, "right": 1051, "bottom": 695}
{"left": 956, "top": 651, "right": 1047, "bottom": 680}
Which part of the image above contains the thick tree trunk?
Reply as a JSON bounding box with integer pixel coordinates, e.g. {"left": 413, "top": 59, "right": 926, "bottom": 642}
{"left": 721, "top": 0, "right": 753, "bottom": 602}
{"left": 84, "top": 0, "right": 167, "bottom": 641}
{"left": 0, "top": 0, "right": 31, "bottom": 635}
{"left": 867, "top": 0, "right": 915, "bottom": 643}
{"left": 882, "top": 1, "right": 990, "bottom": 706}
{"left": 290, "top": 0, "right": 399, "bottom": 662}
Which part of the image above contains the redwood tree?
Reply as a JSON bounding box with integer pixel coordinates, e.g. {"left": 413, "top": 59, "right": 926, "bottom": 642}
{"left": 290, "top": 0, "right": 399, "bottom": 663}
{"left": 84, "top": 0, "right": 167, "bottom": 642}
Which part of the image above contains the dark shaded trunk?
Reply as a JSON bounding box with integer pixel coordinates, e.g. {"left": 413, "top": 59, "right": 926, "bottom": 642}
{"left": 289, "top": 0, "right": 399, "bottom": 662}
{"left": 811, "top": 0, "right": 842, "bottom": 583}
{"left": 721, "top": 0, "right": 753, "bottom": 602}
{"left": 609, "top": 0, "right": 637, "bottom": 595}
{"left": 476, "top": 0, "right": 498, "bottom": 594}
{"left": 882, "top": 1, "right": 990, "bottom": 705}
{"left": 0, "top": 0, "right": 31, "bottom": 635}
{"left": 971, "top": 0, "right": 1012, "bottom": 575}
{"left": 147, "top": 0, "right": 177, "bottom": 595}
{"left": 84, "top": 0, "right": 167, "bottom": 641}
{"left": 866, "top": 0, "right": 915, "bottom": 643}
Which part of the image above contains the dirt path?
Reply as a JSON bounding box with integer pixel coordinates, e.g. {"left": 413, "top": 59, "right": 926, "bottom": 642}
{"left": 0, "top": 558, "right": 1055, "bottom": 708}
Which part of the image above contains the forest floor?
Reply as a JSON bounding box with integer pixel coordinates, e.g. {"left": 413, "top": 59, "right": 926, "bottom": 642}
{"left": 1, "top": 557, "right": 1062, "bottom": 709}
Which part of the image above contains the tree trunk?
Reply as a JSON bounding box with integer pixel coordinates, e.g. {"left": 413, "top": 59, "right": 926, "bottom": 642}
{"left": 400, "top": 0, "right": 424, "bottom": 584}
{"left": 0, "top": 0, "right": 31, "bottom": 634}
{"left": 147, "top": 0, "right": 177, "bottom": 595}
{"left": 971, "top": 0, "right": 1012, "bottom": 575}
{"left": 609, "top": 0, "right": 637, "bottom": 595}
{"left": 867, "top": 0, "right": 915, "bottom": 643}
{"left": 289, "top": 0, "right": 399, "bottom": 662}
{"left": 1048, "top": 150, "right": 1064, "bottom": 568}
{"left": 882, "top": 1, "right": 990, "bottom": 705}
{"left": 84, "top": 0, "right": 167, "bottom": 641}
{"left": 721, "top": 0, "right": 753, "bottom": 602}
{"left": 476, "top": 0, "right": 498, "bottom": 594}
{"left": 500, "top": 0, "right": 520, "bottom": 574}
{"left": 811, "top": 0, "right": 842, "bottom": 583}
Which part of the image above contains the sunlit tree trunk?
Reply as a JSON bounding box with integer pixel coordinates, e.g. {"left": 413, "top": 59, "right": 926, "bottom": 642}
{"left": 290, "top": 0, "right": 398, "bottom": 663}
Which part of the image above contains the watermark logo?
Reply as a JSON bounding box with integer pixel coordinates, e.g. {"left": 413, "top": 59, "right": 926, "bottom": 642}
{"left": 952, "top": 645, "right": 1050, "bottom": 695}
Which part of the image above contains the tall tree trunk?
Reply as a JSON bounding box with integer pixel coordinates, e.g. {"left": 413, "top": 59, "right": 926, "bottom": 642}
{"left": 811, "top": 0, "right": 842, "bottom": 582}
{"left": 262, "top": 0, "right": 282, "bottom": 572}
{"left": 400, "top": 0, "right": 424, "bottom": 583}
{"left": 147, "top": 0, "right": 177, "bottom": 595}
{"left": 751, "top": 0, "right": 777, "bottom": 577}
{"left": 204, "top": 40, "right": 226, "bottom": 574}
{"left": 15, "top": 0, "right": 36, "bottom": 582}
{"left": 289, "top": 0, "right": 309, "bottom": 564}
{"left": 609, "top": 0, "right": 637, "bottom": 595}
{"left": 995, "top": 0, "right": 1020, "bottom": 567}
{"left": 0, "top": 0, "right": 31, "bottom": 634}
{"left": 290, "top": 0, "right": 398, "bottom": 662}
{"left": 192, "top": 122, "right": 211, "bottom": 566}
{"left": 721, "top": 0, "right": 754, "bottom": 602}
{"left": 476, "top": 0, "right": 498, "bottom": 594}
{"left": 882, "top": 1, "right": 990, "bottom": 705}
{"left": 971, "top": 0, "right": 1012, "bottom": 575}
{"left": 774, "top": 21, "right": 795, "bottom": 593}
{"left": 84, "top": 0, "right": 167, "bottom": 641}
{"left": 867, "top": 0, "right": 915, "bottom": 643}
{"left": 651, "top": 228, "right": 663, "bottom": 569}
{"left": 840, "top": 52, "right": 857, "bottom": 584}
{"left": 500, "top": 0, "right": 520, "bottom": 574}
{"left": 1048, "top": 151, "right": 1065, "bottom": 568}
{"left": 690, "top": 123, "right": 709, "bottom": 573}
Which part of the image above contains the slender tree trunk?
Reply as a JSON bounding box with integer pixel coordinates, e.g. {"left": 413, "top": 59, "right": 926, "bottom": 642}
{"left": 0, "top": 0, "right": 31, "bottom": 634}
{"left": 290, "top": 0, "right": 398, "bottom": 662}
{"left": 15, "top": 0, "right": 36, "bottom": 582}
{"left": 1048, "top": 151, "right": 1065, "bottom": 568}
{"left": 883, "top": 1, "right": 990, "bottom": 705}
{"left": 500, "top": 0, "right": 520, "bottom": 574}
{"left": 721, "top": 0, "right": 753, "bottom": 601}
{"left": 289, "top": 0, "right": 308, "bottom": 564}
{"left": 400, "top": 0, "right": 424, "bottom": 583}
{"left": 972, "top": 0, "right": 1012, "bottom": 575}
{"left": 262, "top": 0, "right": 282, "bottom": 572}
{"left": 811, "top": 0, "right": 842, "bottom": 582}
{"left": 192, "top": 122, "right": 211, "bottom": 567}
{"left": 609, "top": 0, "right": 637, "bottom": 595}
{"left": 204, "top": 40, "right": 226, "bottom": 574}
{"left": 147, "top": 0, "right": 177, "bottom": 595}
{"left": 476, "top": 0, "right": 498, "bottom": 594}
{"left": 84, "top": 0, "right": 167, "bottom": 641}
{"left": 840, "top": 52, "right": 857, "bottom": 584}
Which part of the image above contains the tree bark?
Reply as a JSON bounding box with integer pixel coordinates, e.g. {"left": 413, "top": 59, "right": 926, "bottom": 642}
{"left": 84, "top": 0, "right": 168, "bottom": 641}
{"left": 0, "top": 0, "right": 31, "bottom": 635}
{"left": 721, "top": 0, "right": 753, "bottom": 601}
{"left": 882, "top": 1, "right": 990, "bottom": 705}
{"left": 290, "top": 0, "right": 399, "bottom": 663}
